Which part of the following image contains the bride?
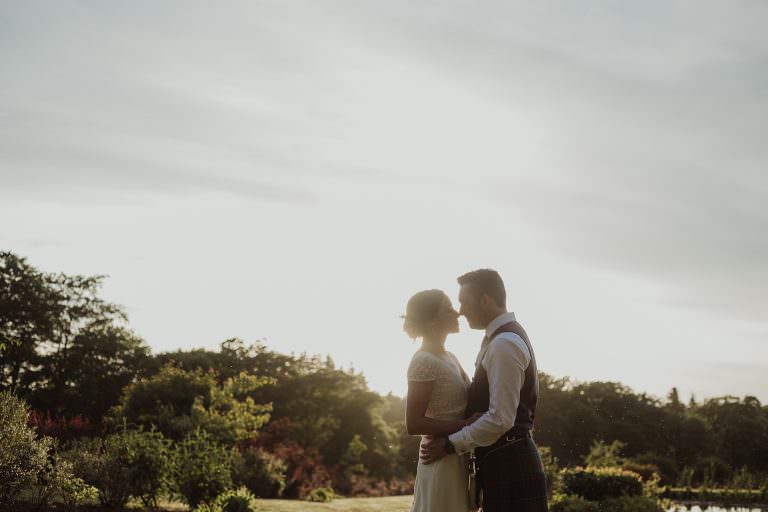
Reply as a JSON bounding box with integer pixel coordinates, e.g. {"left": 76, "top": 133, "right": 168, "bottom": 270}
{"left": 403, "top": 289, "right": 481, "bottom": 512}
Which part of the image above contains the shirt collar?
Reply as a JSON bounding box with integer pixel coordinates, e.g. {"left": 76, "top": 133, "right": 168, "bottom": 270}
{"left": 485, "top": 311, "right": 517, "bottom": 339}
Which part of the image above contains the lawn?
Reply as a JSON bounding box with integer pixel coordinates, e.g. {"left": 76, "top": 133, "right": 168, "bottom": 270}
{"left": 253, "top": 496, "right": 413, "bottom": 512}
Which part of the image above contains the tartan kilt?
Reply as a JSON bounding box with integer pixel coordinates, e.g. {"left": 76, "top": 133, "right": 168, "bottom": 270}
{"left": 476, "top": 436, "right": 548, "bottom": 512}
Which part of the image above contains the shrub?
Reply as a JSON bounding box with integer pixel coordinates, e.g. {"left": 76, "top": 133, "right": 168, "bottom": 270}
{"left": 245, "top": 418, "right": 332, "bottom": 499}
{"left": 621, "top": 461, "right": 660, "bottom": 482}
{"left": 60, "top": 437, "right": 106, "bottom": 488}
{"left": 305, "top": 486, "right": 336, "bottom": 502}
{"left": 62, "top": 430, "right": 173, "bottom": 508}
{"left": 600, "top": 496, "right": 665, "bottom": 512}
{"left": 91, "top": 435, "right": 132, "bottom": 507}
{"left": 232, "top": 446, "right": 286, "bottom": 498}
{"left": 194, "top": 504, "right": 223, "bottom": 512}
{"left": 58, "top": 475, "right": 99, "bottom": 511}
{"left": 175, "top": 429, "right": 233, "bottom": 507}
{"left": 561, "top": 466, "right": 644, "bottom": 501}
{"left": 631, "top": 453, "right": 679, "bottom": 485}
{"left": 30, "top": 452, "right": 81, "bottom": 509}
{"left": 111, "top": 428, "right": 174, "bottom": 508}
{"left": 0, "top": 392, "right": 53, "bottom": 507}
{"left": 550, "top": 494, "right": 600, "bottom": 512}
{"left": 213, "top": 487, "right": 259, "bottom": 512}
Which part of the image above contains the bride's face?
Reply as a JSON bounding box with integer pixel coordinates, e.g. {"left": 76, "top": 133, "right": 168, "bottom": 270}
{"left": 433, "top": 295, "right": 460, "bottom": 335}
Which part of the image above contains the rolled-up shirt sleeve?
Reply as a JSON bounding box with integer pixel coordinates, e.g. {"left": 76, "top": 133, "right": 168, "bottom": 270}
{"left": 448, "top": 334, "right": 530, "bottom": 455}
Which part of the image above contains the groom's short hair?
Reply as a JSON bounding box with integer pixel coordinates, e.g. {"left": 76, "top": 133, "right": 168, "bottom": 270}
{"left": 457, "top": 269, "right": 506, "bottom": 308}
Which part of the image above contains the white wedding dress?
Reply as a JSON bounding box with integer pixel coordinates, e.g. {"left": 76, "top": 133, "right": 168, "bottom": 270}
{"left": 408, "top": 349, "right": 471, "bottom": 512}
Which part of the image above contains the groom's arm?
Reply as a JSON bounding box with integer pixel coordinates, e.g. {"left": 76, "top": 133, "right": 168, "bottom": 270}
{"left": 447, "top": 334, "right": 530, "bottom": 455}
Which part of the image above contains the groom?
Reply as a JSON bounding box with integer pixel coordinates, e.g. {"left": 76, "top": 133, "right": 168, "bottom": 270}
{"left": 420, "top": 269, "right": 548, "bottom": 511}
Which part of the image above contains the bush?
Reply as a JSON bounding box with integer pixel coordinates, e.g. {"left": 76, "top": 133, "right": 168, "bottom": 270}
{"left": 600, "top": 496, "right": 665, "bottom": 512}
{"left": 89, "top": 436, "right": 132, "bottom": 507}
{"left": 561, "top": 466, "right": 644, "bottom": 501}
{"left": 305, "top": 486, "right": 336, "bottom": 502}
{"left": 550, "top": 494, "right": 600, "bottom": 512}
{"left": 631, "top": 453, "right": 679, "bottom": 485}
{"left": 30, "top": 452, "right": 94, "bottom": 510}
{"left": 244, "top": 419, "right": 333, "bottom": 499}
{"left": 621, "top": 461, "right": 660, "bottom": 482}
{"left": 0, "top": 392, "right": 53, "bottom": 507}
{"left": 58, "top": 474, "right": 99, "bottom": 511}
{"left": 232, "top": 446, "right": 286, "bottom": 498}
{"left": 63, "top": 430, "right": 173, "bottom": 508}
{"left": 111, "top": 428, "right": 174, "bottom": 508}
{"left": 213, "top": 487, "right": 259, "bottom": 512}
{"left": 175, "top": 429, "right": 233, "bottom": 507}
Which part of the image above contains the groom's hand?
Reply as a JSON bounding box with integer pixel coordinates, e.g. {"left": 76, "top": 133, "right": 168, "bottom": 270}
{"left": 420, "top": 435, "right": 448, "bottom": 465}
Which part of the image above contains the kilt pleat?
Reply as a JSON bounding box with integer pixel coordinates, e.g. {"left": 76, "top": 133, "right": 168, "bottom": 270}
{"left": 476, "top": 437, "right": 548, "bottom": 512}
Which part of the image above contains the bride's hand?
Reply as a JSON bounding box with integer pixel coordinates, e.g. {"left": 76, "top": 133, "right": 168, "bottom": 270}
{"left": 464, "top": 412, "right": 484, "bottom": 426}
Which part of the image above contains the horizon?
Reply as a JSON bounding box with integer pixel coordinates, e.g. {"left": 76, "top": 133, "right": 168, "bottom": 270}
{"left": 2, "top": 1, "right": 767, "bottom": 403}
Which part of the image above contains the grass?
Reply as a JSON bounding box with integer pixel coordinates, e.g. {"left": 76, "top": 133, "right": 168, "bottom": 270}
{"left": 252, "top": 496, "right": 413, "bottom": 512}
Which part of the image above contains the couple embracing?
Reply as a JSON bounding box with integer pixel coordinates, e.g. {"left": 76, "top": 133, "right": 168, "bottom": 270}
{"left": 404, "top": 269, "right": 548, "bottom": 512}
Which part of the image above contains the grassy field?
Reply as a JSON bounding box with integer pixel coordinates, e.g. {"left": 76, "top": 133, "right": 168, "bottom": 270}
{"left": 252, "top": 496, "right": 413, "bottom": 512}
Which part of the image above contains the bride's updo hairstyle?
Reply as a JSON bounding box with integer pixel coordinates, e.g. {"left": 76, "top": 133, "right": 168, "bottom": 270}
{"left": 402, "top": 289, "right": 446, "bottom": 339}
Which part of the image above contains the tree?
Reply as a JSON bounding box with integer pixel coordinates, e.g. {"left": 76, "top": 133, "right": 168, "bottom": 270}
{"left": 30, "top": 323, "right": 151, "bottom": 420}
{"left": 0, "top": 252, "right": 60, "bottom": 388}
{"left": 110, "top": 365, "right": 272, "bottom": 444}
{"left": 0, "top": 252, "right": 127, "bottom": 408}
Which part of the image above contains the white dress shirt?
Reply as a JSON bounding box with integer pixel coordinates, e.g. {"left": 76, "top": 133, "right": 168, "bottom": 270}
{"left": 448, "top": 312, "right": 531, "bottom": 455}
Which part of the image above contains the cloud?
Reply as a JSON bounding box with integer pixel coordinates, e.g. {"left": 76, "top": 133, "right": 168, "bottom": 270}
{"left": 325, "top": 0, "right": 768, "bottom": 321}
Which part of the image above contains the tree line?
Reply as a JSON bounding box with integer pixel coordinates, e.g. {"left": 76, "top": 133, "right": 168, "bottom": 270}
{"left": 2, "top": 250, "right": 767, "bottom": 504}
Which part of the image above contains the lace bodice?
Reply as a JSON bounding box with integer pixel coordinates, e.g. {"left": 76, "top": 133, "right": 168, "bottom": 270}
{"left": 407, "top": 350, "right": 470, "bottom": 421}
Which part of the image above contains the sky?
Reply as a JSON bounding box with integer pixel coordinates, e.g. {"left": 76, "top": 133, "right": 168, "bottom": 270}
{"left": 2, "top": 0, "right": 767, "bottom": 402}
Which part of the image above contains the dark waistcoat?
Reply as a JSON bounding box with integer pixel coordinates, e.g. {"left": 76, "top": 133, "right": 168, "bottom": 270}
{"left": 465, "top": 321, "right": 539, "bottom": 431}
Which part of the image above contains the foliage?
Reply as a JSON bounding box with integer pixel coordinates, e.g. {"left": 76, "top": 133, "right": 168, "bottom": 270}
{"left": 621, "top": 461, "right": 661, "bottom": 482}
{"left": 305, "top": 487, "right": 337, "bottom": 502}
{"left": 0, "top": 391, "right": 53, "bottom": 506}
{"left": 0, "top": 252, "right": 61, "bottom": 360}
{"left": 662, "top": 486, "right": 768, "bottom": 505}
{"left": 539, "top": 446, "right": 561, "bottom": 497}
{"left": 561, "top": 466, "right": 644, "bottom": 501}
{"left": 232, "top": 445, "right": 287, "bottom": 498}
{"left": 30, "top": 451, "right": 73, "bottom": 509}
{"left": 112, "top": 428, "right": 175, "bottom": 508}
{"left": 245, "top": 418, "right": 333, "bottom": 499}
{"left": 111, "top": 365, "right": 272, "bottom": 444}
{"left": 28, "top": 410, "right": 99, "bottom": 440}
{"left": 32, "top": 323, "right": 152, "bottom": 421}
{"left": 630, "top": 452, "right": 678, "bottom": 485}
{"left": 550, "top": 494, "right": 600, "bottom": 512}
{"left": 599, "top": 496, "right": 665, "bottom": 512}
{"left": 692, "top": 456, "right": 732, "bottom": 486}
{"left": 584, "top": 440, "right": 626, "bottom": 467}
{"left": 213, "top": 486, "right": 260, "bottom": 512}
{"left": 694, "top": 395, "right": 768, "bottom": 472}
{"left": 175, "top": 428, "right": 234, "bottom": 508}
{"left": 57, "top": 474, "right": 99, "bottom": 511}
{"left": 163, "top": 341, "right": 401, "bottom": 481}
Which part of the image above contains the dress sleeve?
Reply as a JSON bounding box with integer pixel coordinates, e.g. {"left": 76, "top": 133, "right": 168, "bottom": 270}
{"left": 407, "top": 352, "right": 438, "bottom": 382}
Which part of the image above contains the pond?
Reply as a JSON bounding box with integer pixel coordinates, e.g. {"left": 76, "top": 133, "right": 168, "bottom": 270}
{"left": 669, "top": 507, "right": 765, "bottom": 512}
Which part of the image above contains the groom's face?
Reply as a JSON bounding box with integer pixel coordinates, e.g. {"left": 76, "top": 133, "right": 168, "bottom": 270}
{"left": 458, "top": 284, "right": 486, "bottom": 330}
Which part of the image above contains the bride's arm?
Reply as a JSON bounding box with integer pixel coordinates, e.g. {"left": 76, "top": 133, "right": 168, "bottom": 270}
{"left": 405, "top": 380, "right": 476, "bottom": 436}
